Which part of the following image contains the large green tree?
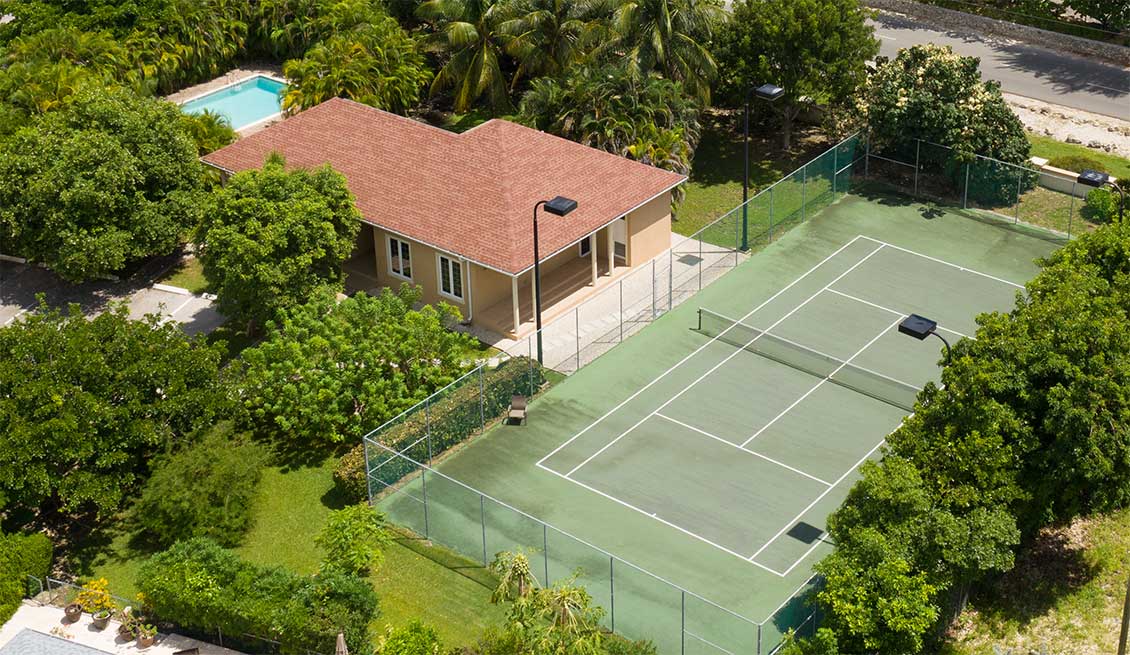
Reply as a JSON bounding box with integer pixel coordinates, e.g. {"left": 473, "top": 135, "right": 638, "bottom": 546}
{"left": 282, "top": 18, "right": 432, "bottom": 115}
{"left": 499, "top": 0, "right": 606, "bottom": 87}
{"left": 0, "top": 88, "right": 204, "bottom": 281}
{"left": 416, "top": 0, "right": 517, "bottom": 113}
{"left": 196, "top": 153, "right": 361, "bottom": 331}
{"left": 240, "top": 286, "right": 476, "bottom": 446}
{"left": 1066, "top": 0, "right": 1130, "bottom": 30}
{"left": 715, "top": 0, "right": 877, "bottom": 149}
{"left": 517, "top": 64, "right": 700, "bottom": 185}
{"left": 0, "top": 302, "right": 233, "bottom": 517}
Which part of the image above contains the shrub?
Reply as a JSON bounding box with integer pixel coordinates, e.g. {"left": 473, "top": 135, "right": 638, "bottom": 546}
{"left": 339, "top": 356, "right": 547, "bottom": 501}
{"left": 315, "top": 504, "right": 392, "bottom": 575}
{"left": 76, "top": 578, "right": 115, "bottom": 613}
{"left": 138, "top": 538, "right": 378, "bottom": 654}
{"left": 1047, "top": 155, "right": 1104, "bottom": 174}
{"left": 1082, "top": 187, "right": 1121, "bottom": 224}
{"left": 133, "top": 422, "right": 268, "bottom": 547}
{"left": 0, "top": 532, "right": 53, "bottom": 623}
{"left": 376, "top": 620, "right": 442, "bottom": 655}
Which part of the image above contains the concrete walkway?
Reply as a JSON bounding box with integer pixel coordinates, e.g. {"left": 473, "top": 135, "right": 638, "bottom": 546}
{"left": 0, "top": 603, "right": 244, "bottom": 655}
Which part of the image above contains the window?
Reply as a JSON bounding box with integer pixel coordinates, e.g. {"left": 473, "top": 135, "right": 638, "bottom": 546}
{"left": 437, "top": 255, "right": 464, "bottom": 301}
{"left": 388, "top": 237, "right": 411, "bottom": 279}
{"left": 578, "top": 236, "right": 591, "bottom": 257}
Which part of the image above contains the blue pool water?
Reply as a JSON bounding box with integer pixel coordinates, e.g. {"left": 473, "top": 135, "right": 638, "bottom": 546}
{"left": 181, "top": 75, "right": 286, "bottom": 130}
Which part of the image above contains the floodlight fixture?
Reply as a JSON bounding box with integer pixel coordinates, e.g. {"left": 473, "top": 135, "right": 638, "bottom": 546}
{"left": 899, "top": 313, "right": 951, "bottom": 364}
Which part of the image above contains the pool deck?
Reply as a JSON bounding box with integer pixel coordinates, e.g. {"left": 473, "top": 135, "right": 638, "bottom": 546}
{"left": 165, "top": 65, "right": 285, "bottom": 136}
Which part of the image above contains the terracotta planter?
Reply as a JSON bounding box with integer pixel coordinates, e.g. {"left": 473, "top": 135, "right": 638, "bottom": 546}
{"left": 137, "top": 633, "right": 156, "bottom": 648}
{"left": 63, "top": 603, "right": 82, "bottom": 622}
{"left": 91, "top": 610, "right": 112, "bottom": 630}
{"left": 118, "top": 622, "right": 134, "bottom": 638}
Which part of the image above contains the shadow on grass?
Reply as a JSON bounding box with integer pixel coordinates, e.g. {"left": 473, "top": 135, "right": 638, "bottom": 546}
{"left": 967, "top": 525, "right": 1098, "bottom": 628}
{"left": 391, "top": 531, "right": 499, "bottom": 591}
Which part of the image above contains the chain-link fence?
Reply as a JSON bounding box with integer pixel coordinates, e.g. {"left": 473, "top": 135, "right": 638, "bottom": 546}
{"left": 860, "top": 137, "right": 1082, "bottom": 241}
{"left": 27, "top": 576, "right": 329, "bottom": 655}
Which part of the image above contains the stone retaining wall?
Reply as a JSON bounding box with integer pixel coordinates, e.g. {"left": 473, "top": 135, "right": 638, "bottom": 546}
{"left": 865, "top": 0, "right": 1130, "bottom": 66}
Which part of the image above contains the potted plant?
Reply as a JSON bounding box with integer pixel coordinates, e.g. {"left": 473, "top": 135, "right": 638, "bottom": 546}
{"left": 91, "top": 608, "right": 112, "bottom": 630}
{"left": 117, "top": 607, "right": 137, "bottom": 639}
{"left": 136, "top": 623, "right": 157, "bottom": 648}
{"left": 63, "top": 602, "right": 82, "bottom": 622}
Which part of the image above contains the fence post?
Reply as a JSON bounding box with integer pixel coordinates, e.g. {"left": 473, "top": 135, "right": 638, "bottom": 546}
{"left": 1069, "top": 180, "right": 1077, "bottom": 237}
{"left": 425, "top": 399, "right": 433, "bottom": 466}
{"left": 667, "top": 248, "right": 673, "bottom": 312}
{"left": 1015, "top": 169, "right": 1023, "bottom": 224}
{"left": 574, "top": 309, "right": 580, "bottom": 371}
{"left": 651, "top": 258, "right": 657, "bottom": 319}
{"left": 363, "top": 438, "right": 373, "bottom": 505}
{"left": 801, "top": 164, "right": 807, "bottom": 222}
{"left": 963, "top": 162, "right": 970, "bottom": 209}
{"left": 832, "top": 145, "right": 839, "bottom": 195}
{"left": 618, "top": 279, "right": 623, "bottom": 342}
{"left": 768, "top": 186, "right": 775, "bottom": 242}
{"left": 542, "top": 524, "right": 550, "bottom": 585}
{"left": 609, "top": 556, "right": 615, "bottom": 633}
{"left": 914, "top": 139, "right": 921, "bottom": 197}
{"left": 478, "top": 365, "right": 485, "bottom": 433}
{"left": 527, "top": 336, "right": 534, "bottom": 396}
{"left": 421, "top": 469, "right": 430, "bottom": 539}
{"left": 864, "top": 136, "right": 870, "bottom": 178}
{"left": 218, "top": 627, "right": 223, "bottom": 647}
{"left": 680, "top": 590, "right": 686, "bottom": 655}
{"left": 480, "top": 494, "right": 488, "bottom": 565}
{"left": 757, "top": 623, "right": 762, "bottom": 655}
{"left": 697, "top": 234, "right": 702, "bottom": 291}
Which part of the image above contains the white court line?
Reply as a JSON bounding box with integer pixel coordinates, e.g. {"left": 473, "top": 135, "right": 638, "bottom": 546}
{"left": 537, "top": 235, "right": 870, "bottom": 469}
{"left": 564, "top": 242, "right": 887, "bottom": 478}
{"left": 655, "top": 413, "right": 832, "bottom": 487}
{"left": 684, "top": 630, "right": 737, "bottom": 655}
{"left": 2, "top": 307, "right": 28, "bottom": 326}
{"left": 1087, "top": 82, "right": 1128, "bottom": 93}
{"left": 536, "top": 461, "right": 788, "bottom": 577}
{"left": 825, "top": 288, "right": 972, "bottom": 339}
{"left": 168, "top": 296, "right": 195, "bottom": 317}
{"left": 740, "top": 315, "right": 905, "bottom": 448}
{"left": 761, "top": 575, "right": 822, "bottom": 625}
{"left": 877, "top": 34, "right": 896, "bottom": 40}
{"left": 748, "top": 437, "right": 888, "bottom": 563}
{"left": 858, "top": 235, "right": 1025, "bottom": 289}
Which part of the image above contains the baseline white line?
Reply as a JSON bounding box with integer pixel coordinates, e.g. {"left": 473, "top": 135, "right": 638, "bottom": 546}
{"left": 168, "top": 296, "right": 195, "bottom": 317}
{"left": 684, "top": 630, "right": 737, "bottom": 655}
{"left": 655, "top": 413, "right": 832, "bottom": 487}
{"left": 536, "top": 235, "right": 871, "bottom": 468}
{"left": 825, "top": 288, "right": 972, "bottom": 339}
{"left": 760, "top": 574, "right": 822, "bottom": 625}
{"left": 748, "top": 438, "right": 887, "bottom": 562}
{"left": 781, "top": 533, "right": 833, "bottom": 578}
{"left": 565, "top": 243, "right": 887, "bottom": 478}
{"left": 857, "top": 235, "right": 1025, "bottom": 289}
{"left": 740, "top": 316, "right": 904, "bottom": 448}
{"left": 2, "top": 308, "right": 28, "bottom": 326}
{"left": 536, "top": 461, "right": 788, "bottom": 577}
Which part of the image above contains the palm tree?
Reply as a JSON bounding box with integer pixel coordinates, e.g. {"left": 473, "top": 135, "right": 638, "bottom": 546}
{"left": 4, "top": 28, "right": 132, "bottom": 80}
{"left": 416, "top": 0, "right": 517, "bottom": 113}
{"left": 498, "top": 0, "right": 610, "bottom": 88}
{"left": 531, "top": 580, "right": 604, "bottom": 655}
{"left": 607, "top": 0, "right": 722, "bottom": 103}
{"left": 489, "top": 551, "right": 539, "bottom": 603}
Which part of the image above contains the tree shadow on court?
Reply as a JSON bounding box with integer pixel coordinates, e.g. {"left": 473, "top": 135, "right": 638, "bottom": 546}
{"left": 962, "top": 522, "right": 1097, "bottom": 629}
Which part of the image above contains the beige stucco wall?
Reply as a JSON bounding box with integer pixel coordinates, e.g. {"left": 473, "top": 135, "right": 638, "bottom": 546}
{"left": 626, "top": 193, "right": 673, "bottom": 265}
{"left": 369, "top": 224, "right": 472, "bottom": 318}
{"left": 470, "top": 263, "right": 513, "bottom": 320}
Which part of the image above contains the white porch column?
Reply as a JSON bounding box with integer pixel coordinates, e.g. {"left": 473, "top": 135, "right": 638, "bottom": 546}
{"left": 606, "top": 224, "right": 614, "bottom": 276}
{"left": 590, "top": 234, "right": 598, "bottom": 286}
{"left": 511, "top": 275, "right": 520, "bottom": 334}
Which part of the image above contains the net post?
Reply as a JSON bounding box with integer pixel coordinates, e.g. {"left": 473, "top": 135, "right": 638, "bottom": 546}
{"left": 542, "top": 523, "right": 550, "bottom": 585}
{"left": 609, "top": 556, "right": 615, "bottom": 632}
{"left": 480, "top": 494, "right": 488, "bottom": 565}
{"left": 914, "top": 139, "right": 921, "bottom": 197}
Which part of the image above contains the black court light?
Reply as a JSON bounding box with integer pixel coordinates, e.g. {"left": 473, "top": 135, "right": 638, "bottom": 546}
{"left": 898, "top": 313, "right": 952, "bottom": 364}
{"left": 1078, "top": 168, "right": 1125, "bottom": 222}
{"left": 742, "top": 83, "right": 786, "bottom": 251}
{"left": 532, "top": 196, "right": 579, "bottom": 364}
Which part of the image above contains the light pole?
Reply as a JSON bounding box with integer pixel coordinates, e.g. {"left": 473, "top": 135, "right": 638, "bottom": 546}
{"left": 742, "top": 83, "right": 785, "bottom": 251}
{"left": 1078, "top": 168, "right": 1125, "bottom": 222}
{"left": 898, "top": 314, "right": 951, "bottom": 364}
{"left": 533, "top": 196, "right": 578, "bottom": 364}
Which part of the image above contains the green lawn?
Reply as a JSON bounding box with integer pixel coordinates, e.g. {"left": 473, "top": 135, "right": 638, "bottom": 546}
{"left": 942, "top": 508, "right": 1130, "bottom": 654}
{"left": 158, "top": 256, "right": 208, "bottom": 294}
{"left": 83, "top": 457, "right": 502, "bottom": 647}
{"left": 1028, "top": 134, "right": 1130, "bottom": 180}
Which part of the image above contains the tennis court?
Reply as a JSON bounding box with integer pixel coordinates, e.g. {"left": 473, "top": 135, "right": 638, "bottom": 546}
{"left": 536, "top": 234, "right": 1020, "bottom": 578}
{"left": 374, "top": 192, "right": 1058, "bottom": 654}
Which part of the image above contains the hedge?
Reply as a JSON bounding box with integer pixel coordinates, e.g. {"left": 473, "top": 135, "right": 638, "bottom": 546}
{"left": 138, "top": 538, "right": 378, "bottom": 654}
{"left": 0, "top": 532, "right": 53, "bottom": 623}
{"left": 335, "top": 356, "right": 546, "bottom": 502}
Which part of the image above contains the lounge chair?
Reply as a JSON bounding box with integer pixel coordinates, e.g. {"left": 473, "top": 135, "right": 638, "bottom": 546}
{"left": 508, "top": 395, "right": 528, "bottom": 425}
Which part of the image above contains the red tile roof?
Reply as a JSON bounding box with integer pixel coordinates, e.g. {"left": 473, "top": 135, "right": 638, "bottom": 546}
{"left": 203, "top": 98, "right": 686, "bottom": 275}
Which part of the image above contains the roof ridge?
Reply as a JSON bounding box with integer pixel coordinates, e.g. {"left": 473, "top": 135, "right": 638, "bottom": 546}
{"left": 330, "top": 97, "right": 461, "bottom": 141}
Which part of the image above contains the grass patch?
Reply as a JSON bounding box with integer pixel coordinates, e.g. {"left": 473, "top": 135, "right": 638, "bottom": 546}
{"left": 942, "top": 509, "right": 1130, "bottom": 654}
{"left": 675, "top": 112, "right": 835, "bottom": 237}
{"left": 1028, "top": 134, "right": 1130, "bottom": 181}
{"left": 158, "top": 256, "right": 208, "bottom": 294}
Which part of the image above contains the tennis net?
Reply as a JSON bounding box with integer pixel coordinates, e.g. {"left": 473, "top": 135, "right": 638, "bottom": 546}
{"left": 697, "top": 307, "right": 921, "bottom": 411}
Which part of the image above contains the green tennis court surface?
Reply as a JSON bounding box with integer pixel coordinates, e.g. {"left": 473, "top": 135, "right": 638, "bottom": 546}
{"left": 377, "top": 193, "right": 1058, "bottom": 653}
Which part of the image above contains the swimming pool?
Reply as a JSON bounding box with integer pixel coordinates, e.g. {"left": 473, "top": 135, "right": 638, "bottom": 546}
{"left": 180, "top": 75, "right": 286, "bottom": 131}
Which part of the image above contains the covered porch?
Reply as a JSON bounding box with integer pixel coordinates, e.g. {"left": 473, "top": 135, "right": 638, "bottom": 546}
{"left": 479, "top": 249, "right": 629, "bottom": 338}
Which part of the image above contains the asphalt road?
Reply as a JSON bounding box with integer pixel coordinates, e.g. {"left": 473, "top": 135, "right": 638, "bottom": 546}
{"left": 870, "top": 12, "right": 1130, "bottom": 121}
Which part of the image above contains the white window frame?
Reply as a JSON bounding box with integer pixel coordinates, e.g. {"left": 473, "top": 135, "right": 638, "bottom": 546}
{"left": 387, "top": 236, "right": 412, "bottom": 281}
{"left": 578, "top": 236, "right": 592, "bottom": 257}
{"left": 436, "top": 254, "right": 465, "bottom": 303}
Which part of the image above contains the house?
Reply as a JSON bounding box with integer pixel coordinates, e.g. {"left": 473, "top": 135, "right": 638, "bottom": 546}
{"left": 202, "top": 98, "right": 686, "bottom": 338}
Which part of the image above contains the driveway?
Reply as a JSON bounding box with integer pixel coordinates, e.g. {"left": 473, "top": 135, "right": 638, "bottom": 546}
{"left": 870, "top": 12, "right": 1130, "bottom": 121}
{"left": 0, "top": 256, "right": 225, "bottom": 336}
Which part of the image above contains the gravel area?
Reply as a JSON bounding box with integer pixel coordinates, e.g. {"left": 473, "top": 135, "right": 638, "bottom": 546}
{"left": 1006, "top": 92, "right": 1130, "bottom": 159}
